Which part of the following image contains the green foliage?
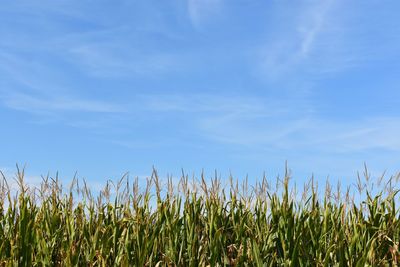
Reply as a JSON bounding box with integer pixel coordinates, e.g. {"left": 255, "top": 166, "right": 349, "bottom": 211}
{"left": 0, "top": 167, "right": 399, "bottom": 266}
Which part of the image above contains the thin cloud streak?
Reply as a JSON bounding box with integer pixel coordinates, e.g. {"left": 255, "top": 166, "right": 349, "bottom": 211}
{"left": 4, "top": 88, "right": 397, "bottom": 156}
{"left": 197, "top": 113, "right": 400, "bottom": 153}
{"left": 139, "top": 93, "right": 279, "bottom": 114}
{"left": 257, "top": 0, "right": 337, "bottom": 79}
{"left": 1, "top": 92, "right": 125, "bottom": 114}
{"left": 69, "top": 43, "right": 180, "bottom": 78}
{"left": 299, "top": 0, "right": 335, "bottom": 57}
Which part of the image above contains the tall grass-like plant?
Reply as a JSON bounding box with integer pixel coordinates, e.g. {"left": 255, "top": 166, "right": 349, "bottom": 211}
{"left": 0, "top": 166, "right": 399, "bottom": 266}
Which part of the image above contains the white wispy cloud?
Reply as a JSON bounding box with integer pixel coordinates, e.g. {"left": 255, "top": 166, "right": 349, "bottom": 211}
{"left": 257, "top": 0, "right": 337, "bottom": 79}
{"left": 139, "top": 93, "right": 276, "bottom": 114}
{"left": 0, "top": 2, "right": 185, "bottom": 79}
{"left": 1, "top": 91, "right": 124, "bottom": 114}
{"left": 140, "top": 94, "right": 400, "bottom": 154}
{"left": 298, "top": 0, "right": 335, "bottom": 57}
{"left": 305, "top": 118, "right": 400, "bottom": 152}
{"left": 197, "top": 111, "right": 400, "bottom": 154}
{"left": 187, "top": 0, "right": 223, "bottom": 29}
{"left": 0, "top": 48, "right": 125, "bottom": 117}
{"left": 137, "top": 93, "right": 311, "bottom": 144}
{"left": 68, "top": 40, "right": 182, "bottom": 78}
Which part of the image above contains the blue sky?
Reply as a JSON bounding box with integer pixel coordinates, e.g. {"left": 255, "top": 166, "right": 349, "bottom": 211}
{"left": 1, "top": 0, "right": 400, "bottom": 188}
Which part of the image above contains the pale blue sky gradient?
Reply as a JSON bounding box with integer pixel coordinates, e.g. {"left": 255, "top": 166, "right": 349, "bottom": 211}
{"left": 1, "top": 0, "right": 400, "bottom": 187}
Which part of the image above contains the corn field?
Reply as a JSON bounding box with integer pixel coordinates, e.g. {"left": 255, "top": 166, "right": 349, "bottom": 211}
{"left": 0, "top": 167, "right": 400, "bottom": 266}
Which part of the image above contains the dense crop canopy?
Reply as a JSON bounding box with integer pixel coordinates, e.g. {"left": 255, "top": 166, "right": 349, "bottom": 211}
{"left": 0, "top": 167, "right": 400, "bottom": 266}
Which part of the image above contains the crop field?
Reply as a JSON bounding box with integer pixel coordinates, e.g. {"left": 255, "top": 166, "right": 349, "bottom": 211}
{"left": 0, "top": 167, "right": 400, "bottom": 266}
